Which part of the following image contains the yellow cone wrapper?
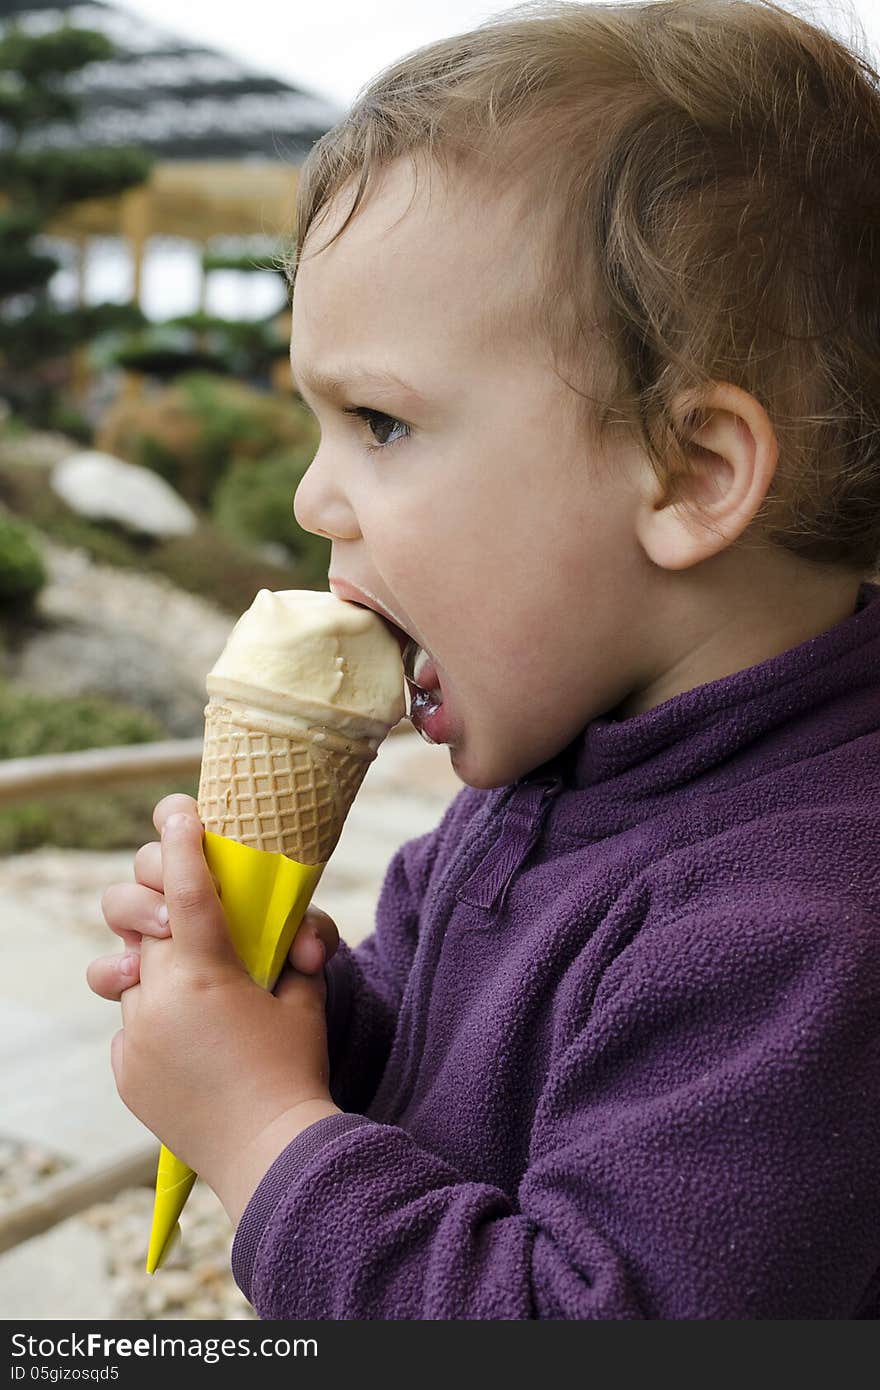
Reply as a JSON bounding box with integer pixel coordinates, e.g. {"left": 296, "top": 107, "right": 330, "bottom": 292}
{"left": 145, "top": 831, "right": 325, "bottom": 1273}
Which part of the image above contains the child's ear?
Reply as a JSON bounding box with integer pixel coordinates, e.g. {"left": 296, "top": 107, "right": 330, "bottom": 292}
{"left": 634, "top": 381, "right": 780, "bottom": 572}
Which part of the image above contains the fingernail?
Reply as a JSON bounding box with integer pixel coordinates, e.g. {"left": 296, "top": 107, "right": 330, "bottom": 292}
{"left": 120, "top": 953, "right": 138, "bottom": 975}
{"left": 156, "top": 903, "right": 170, "bottom": 929}
{"left": 163, "top": 813, "right": 190, "bottom": 837}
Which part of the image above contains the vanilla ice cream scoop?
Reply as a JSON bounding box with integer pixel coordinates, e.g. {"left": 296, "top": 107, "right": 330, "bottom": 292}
{"left": 206, "top": 588, "right": 406, "bottom": 741}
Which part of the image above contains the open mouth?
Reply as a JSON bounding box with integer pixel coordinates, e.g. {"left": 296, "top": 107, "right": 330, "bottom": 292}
{"left": 403, "top": 638, "right": 444, "bottom": 717}
{"left": 375, "top": 614, "right": 444, "bottom": 715}
{"left": 349, "top": 601, "right": 445, "bottom": 720}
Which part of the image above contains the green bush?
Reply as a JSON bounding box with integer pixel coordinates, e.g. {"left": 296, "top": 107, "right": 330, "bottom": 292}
{"left": 0, "top": 681, "right": 164, "bottom": 758}
{"left": 134, "top": 432, "right": 185, "bottom": 494}
{"left": 211, "top": 448, "right": 330, "bottom": 583}
{"left": 0, "top": 413, "right": 30, "bottom": 441}
{"left": 96, "top": 373, "right": 319, "bottom": 509}
{"left": 0, "top": 512, "right": 47, "bottom": 606}
{"left": 178, "top": 373, "right": 318, "bottom": 502}
{"left": 43, "top": 400, "right": 93, "bottom": 445}
{"left": 145, "top": 523, "right": 313, "bottom": 615}
{"left": 0, "top": 776, "right": 201, "bottom": 854}
{"left": 0, "top": 458, "right": 324, "bottom": 613}
{"left": 0, "top": 679, "right": 198, "bottom": 853}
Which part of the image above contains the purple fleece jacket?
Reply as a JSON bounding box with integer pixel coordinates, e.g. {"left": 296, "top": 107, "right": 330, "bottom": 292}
{"left": 231, "top": 581, "right": 880, "bottom": 1320}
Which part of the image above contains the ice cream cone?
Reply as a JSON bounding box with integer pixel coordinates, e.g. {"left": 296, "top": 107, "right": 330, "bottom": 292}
{"left": 145, "top": 590, "right": 406, "bottom": 1273}
{"left": 197, "top": 686, "right": 383, "bottom": 864}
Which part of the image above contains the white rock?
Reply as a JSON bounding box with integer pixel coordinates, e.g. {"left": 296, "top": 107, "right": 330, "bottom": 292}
{"left": 51, "top": 451, "right": 197, "bottom": 538}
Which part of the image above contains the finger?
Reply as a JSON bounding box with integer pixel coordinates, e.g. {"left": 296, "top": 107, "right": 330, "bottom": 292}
{"left": 120, "top": 978, "right": 140, "bottom": 1029}
{"left": 153, "top": 793, "right": 200, "bottom": 839}
{"left": 274, "top": 961, "right": 327, "bottom": 1010}
{"left": 160, "top": 813, "right": 237, "bottom": 965}
{"left": 137, "top": 930, "right": 172, "bottom": 987}
{"left": 102, "top": 882, "right": 171, "bottom": 944}
{"left": 289, "top": 907, "right": 340, "bottom": 974}
{"left": 134, "top": 840, "right": 220, "bottom": 899}
{"left": 289, "top": 930, "right": 325, "bottom": 975}
{"left": 86, "top": 951, "right": 140, "bottom": 1001}
{"left": 111, "top": 1028, "right": 124, "bottom": 1090}
{"left": 132, "top": 840, "right": 163, "bottom": 892}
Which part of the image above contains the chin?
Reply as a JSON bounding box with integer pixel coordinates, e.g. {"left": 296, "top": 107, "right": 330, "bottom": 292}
{"left": 450, "top": 744, "right": 530, "bottom": 791}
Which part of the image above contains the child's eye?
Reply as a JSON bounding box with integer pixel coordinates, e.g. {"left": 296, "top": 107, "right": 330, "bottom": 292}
{"left": 342, "top": 406, "right": 411, "bottom": 453}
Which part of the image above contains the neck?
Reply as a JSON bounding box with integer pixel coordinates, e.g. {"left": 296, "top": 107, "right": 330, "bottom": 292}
{"left": 616, "top": 554, "right": 865, "bottom": 721}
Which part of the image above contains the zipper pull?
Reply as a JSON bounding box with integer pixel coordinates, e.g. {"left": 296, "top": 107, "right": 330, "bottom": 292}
{"left": 456, "top": 775, "right": 563, "bottom": 913}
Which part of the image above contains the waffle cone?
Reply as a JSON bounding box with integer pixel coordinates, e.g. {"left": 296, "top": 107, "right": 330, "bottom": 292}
{"left": 197, "top": 694, "right": 380, "bottom": 864}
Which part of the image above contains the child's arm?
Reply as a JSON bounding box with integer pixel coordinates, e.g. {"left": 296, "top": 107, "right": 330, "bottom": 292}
{"left": 230, "top": 883, "right": 880, "bottom": 1319}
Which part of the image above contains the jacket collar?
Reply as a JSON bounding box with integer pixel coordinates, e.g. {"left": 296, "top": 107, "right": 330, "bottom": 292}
{"left": 560, "top": 580, "right": 880, "bottom": 797}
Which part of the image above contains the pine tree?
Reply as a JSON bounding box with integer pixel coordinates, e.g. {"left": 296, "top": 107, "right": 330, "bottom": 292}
{"left": 0, "top": 20, "right": 153, "bottom": 426}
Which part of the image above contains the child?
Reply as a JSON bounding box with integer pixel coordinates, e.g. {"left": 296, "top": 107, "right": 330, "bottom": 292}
{"left": 87, "top": 0, "right": 880, "bottom": 1318}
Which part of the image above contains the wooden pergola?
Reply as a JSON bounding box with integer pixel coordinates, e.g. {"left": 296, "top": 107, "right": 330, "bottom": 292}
{"left": 45, "top": 160, "right": 299, "bottom": 308}
{"left": 43, "top": 161, "right": 301, "bottom": 403}
{"left": 42, "top": 160, "right": 300, "bottom": 400}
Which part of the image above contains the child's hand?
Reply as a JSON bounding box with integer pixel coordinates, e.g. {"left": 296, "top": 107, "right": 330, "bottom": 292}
{"left": 87, "top": 793, "right": 340, "bottom": 1002}
{"left": 88, "top": 806, "right": 340, "bottom": 1220}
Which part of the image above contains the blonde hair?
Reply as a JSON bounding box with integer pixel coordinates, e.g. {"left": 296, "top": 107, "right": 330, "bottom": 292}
{"left": 286, "top": 0, "right": 880, "bottom": 574}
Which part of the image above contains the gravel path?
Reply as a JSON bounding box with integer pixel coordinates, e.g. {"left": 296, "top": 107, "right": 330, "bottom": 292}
{"left": 0, "top": 1133, "right": 255, "bottom": 1319}
{"left": 84, "top": 1184, "right": 257, "bottom": 1320}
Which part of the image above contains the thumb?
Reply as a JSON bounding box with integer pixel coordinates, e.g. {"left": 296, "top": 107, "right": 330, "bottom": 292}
{"left": 160, "top": 812, "right": 239, "bottom": 967}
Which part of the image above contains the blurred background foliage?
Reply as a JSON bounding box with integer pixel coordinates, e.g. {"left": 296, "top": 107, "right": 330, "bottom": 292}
{"left": 0, "top": 675, "right": 197, "bottom": 854}
{"left": 0, "top": 12, "right": 331, "bottom": 851}
{"left": 0, "top": 21, "right": 153, "bottom": 424}
{"left": 95, "top": 370, "right": 319, "bottom": 509}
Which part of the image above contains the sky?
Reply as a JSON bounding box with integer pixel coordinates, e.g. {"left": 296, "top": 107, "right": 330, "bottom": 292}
{"left": 61, "top": 0, "right": 880, "bottom": 320}
{"left": 120, "top": 0, "right": 880, "bottom": 110}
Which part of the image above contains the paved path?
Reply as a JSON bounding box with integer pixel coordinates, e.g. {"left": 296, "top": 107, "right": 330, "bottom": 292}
{"left": 0, "top": 727, "right": 464, "bottom": 1318}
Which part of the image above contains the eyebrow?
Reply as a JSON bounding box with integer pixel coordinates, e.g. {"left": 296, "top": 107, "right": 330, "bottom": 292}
{"left": 290, "top": 359, "right": 425, "bottom": 402}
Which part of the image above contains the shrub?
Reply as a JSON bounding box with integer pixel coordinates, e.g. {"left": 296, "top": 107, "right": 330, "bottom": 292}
{"left": 0, "top": 680, "right": 165, "bottom": 758}
{"left": 0, "top": 413, "right": 30, "bottom": 441}
{"left": 211, "top": 448, "right": 330, "bottom": 583}
{"left": 0, "top": 777, "right": 201, "bottom": 854}
{"left": 43, "top": 400, "right": 93, "bottom": 445}
{"left": 0, "top": 679, "right": 194, "bottom": 853}
{"left": 146, "top": 524, "right": 312, "bottom": 615}
{"left": 96, "top": 373, "right": 319, "bottom": 509}
{"left": 0, "top": 512, "right": 47, "bottom": 606}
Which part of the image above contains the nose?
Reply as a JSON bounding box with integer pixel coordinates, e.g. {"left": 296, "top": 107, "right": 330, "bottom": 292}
{"left": 293, "top": 448, "right": 360, "bottom": 542}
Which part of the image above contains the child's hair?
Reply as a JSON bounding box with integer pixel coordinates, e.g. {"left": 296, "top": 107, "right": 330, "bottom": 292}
{"left": 285, "top": 0, "right": 880, "bottom": 575}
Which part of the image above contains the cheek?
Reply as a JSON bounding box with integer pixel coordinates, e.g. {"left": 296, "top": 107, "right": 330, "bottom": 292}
{"left": 362, "top": 482, "right": 466, "bottom": 589}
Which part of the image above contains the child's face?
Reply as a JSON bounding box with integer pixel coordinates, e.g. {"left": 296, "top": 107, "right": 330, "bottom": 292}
{"left": 291, "top": 155, "right": 658, "bottom": 788}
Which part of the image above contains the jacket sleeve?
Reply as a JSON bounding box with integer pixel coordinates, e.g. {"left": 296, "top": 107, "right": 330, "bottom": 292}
{"left": 322, "top": 787, "right": 472, "bottom": 1115}
{"left": 233, "top": 885, "right": 880, "bottom": 1319}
